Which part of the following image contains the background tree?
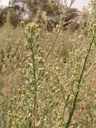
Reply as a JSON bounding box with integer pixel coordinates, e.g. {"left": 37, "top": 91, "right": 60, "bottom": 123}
{"left": 0, "top": 0, "right": 79, "bottom": 30}
{"left": 0, "top": 7, "right": 22, "bottom": 27}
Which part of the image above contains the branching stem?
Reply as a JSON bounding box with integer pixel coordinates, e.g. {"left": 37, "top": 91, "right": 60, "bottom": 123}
{"left": 65, "top": 38, "right": 94, "bottom": 128}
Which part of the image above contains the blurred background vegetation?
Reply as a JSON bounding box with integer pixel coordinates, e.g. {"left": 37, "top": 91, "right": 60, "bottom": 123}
{"left": 1, "top": 0, "right": 96, "bottom": 128}
{"left": 0, "top": 0, "right": 80, "bottom": 30}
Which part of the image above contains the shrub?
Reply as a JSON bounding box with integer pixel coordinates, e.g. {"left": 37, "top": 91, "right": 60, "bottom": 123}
{"left": 1, "top": 1, "right": 96, "bottom": 127}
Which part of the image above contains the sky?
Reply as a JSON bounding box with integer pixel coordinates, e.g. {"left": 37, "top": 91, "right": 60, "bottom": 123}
{"left": 66, "top": 0, "right": 89, "bottom": 10}
{"left": 0, "top": 0, "right": 90, "bottom": 11}
{"left": 0, "top": 0, "right": 9, "bottom": 6}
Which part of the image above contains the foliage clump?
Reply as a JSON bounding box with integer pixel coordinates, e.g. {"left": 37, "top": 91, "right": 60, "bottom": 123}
{"left": 1, "top": 0, "right": 96, "bottom": 128}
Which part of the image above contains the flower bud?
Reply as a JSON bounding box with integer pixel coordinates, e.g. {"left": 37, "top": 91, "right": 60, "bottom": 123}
{"left": 21, "top": 21, "right": 25, "bottom": 28}
{"left": 36, "top": 33, "right": 39, "bottom": 39}
{"left": 23, "top": 88, "right": 26, "bottom": 94}
{"left": 28, "top": 36, "right": 31, "bottom": 43}
{"left": 36, "top": 42, "right": 39, "bottom": 48}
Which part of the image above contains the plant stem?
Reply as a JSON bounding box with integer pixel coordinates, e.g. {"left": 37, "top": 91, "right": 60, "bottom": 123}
{"left": 33, "top": 94, "right": 37, "bottom": 128}
{"left": 65, "top": 38, "right": 93, "bottom": 128}
{"left": 32, "top": 47, "right": 37, "bottom": 128}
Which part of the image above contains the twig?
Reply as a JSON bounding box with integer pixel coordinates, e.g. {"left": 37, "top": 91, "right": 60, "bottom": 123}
{"left": 45, "top": 15, "right": 80, "bottom": 62}
{"left": 84, "top": 60, "right": 96, "bottom": 78}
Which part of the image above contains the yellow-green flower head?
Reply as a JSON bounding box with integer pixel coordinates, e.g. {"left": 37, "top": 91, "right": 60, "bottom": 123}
{"left": 26, "top": 22, "right": 37, "bottom": 32}
{"left": 31, "top": 22, "right": 36, "bottom": 29}
{"left": 11, "top": 126, "right": 15, "bottom": 128}
{"left": 18, "top": 88, "right": 21, "bottom": 94}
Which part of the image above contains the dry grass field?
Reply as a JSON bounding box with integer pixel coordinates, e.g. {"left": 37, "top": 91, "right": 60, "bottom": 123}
{"left": 1, "top": 0, "right": 96, "bottom": 127}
